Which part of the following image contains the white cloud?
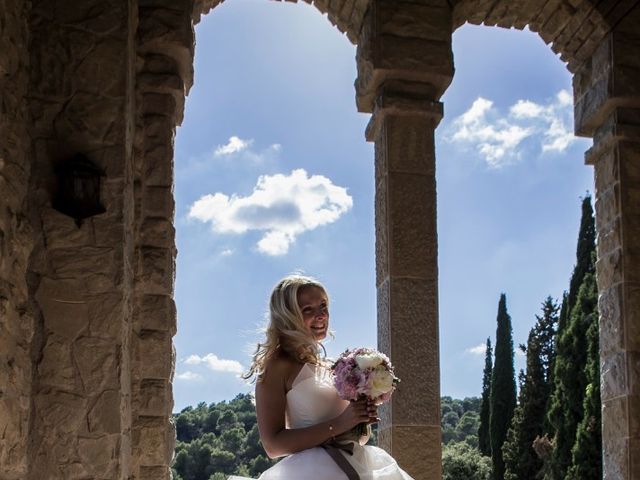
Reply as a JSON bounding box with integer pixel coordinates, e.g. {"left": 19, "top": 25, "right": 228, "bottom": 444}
{"left": 220, "top": 248, "right": 234, "bottom": 257}
{"left": 214, "top": 136, "right": 253, "bottom": 156}
{"left": 466, "top": 343, "right": 488, "bottom": 355}
{"left": 448, "top": 89, "right": 578, "bottom": 168}
{"left": 176, "top": 371, "right": 203, "bottom": 381}
{"left": 188, "top": 168, "right": 353, "bottom": 255}
{"left": 183, "top": 353, "right": 244, "bottom": 374}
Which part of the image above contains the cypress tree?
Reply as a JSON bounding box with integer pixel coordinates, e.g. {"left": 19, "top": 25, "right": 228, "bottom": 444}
{"left": 566, "top": 273, "right": 601, "bottom": 480}
{"left": 490, "top": 294, "right": 517, "bottom": 480}
{"left": 546, "top": 196, "right": 596, "bottom": 479}
{"left": 503, "top": 329, "right": 547, "bottom": 480}
{"left": 504, "top": 297, "right": 558, "bottom": 480}
{"left": 478, "top": 337, "right": 493, "bottom": 457}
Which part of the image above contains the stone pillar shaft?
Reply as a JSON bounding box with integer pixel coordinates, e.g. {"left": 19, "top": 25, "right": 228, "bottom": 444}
{"left": 586, "top": 106, "right": 640, "bottom": 479}
{"left": 368, "top": 87, "right": 443, "bottom": 480}
{"left": 356, "top": 2, "right": 453, "bottom": 477}
{"left": 575, "top": 19, "right": 640, "bottom": 477}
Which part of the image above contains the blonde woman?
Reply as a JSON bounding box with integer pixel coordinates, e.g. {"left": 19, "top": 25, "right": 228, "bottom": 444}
{"left": 230, "top": 274, "right": 414, "bottom": 480}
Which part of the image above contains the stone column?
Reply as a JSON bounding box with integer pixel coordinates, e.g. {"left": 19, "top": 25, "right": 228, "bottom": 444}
{"left": 25, "top": 0, "right": 136, "bottom": 478}
{"left": 0, "top": 0, "right": 33, "bottom": 478}
{"left": 574, "top": 15, "right": 640, "bottom": 479}
{"left": 356, "top": 2, "right": 453, "bottom": 478}
{"left": 131, "top": 2, "right": 193, "bottom": 479}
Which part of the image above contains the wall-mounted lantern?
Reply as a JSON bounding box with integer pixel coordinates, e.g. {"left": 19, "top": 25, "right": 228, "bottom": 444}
{"left": 53, "top": 154, "right": 106, "bottom": 228}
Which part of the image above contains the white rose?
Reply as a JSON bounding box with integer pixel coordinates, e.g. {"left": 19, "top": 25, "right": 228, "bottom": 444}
{"left": 355, "top": 353, "right": 384, "bottom": 370}
{"left": 368, "top": 367, "right": 394, "bottom": 398}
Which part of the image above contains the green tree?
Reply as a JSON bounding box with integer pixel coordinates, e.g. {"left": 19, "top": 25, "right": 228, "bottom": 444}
{"left": 490, "top": 293, "right": 517, "bottom": 480}
{"left": 566, "top": 273, "right": 601, "bottom": 480}
{"left": 547, "top": 196, "right": 596, "bottom": 479}
{"left": 503, "top": 327, "right": 547, "bottom": 480}
{"left": 478, "top": 337, "right": 493, "bottom": 457}
{"left": 442, "top": 442, "right": 493, "bottom": 480}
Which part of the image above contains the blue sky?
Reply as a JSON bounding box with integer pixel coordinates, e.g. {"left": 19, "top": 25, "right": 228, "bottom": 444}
{"left": 172, "top": 0, "right": 593, "bottom": 412}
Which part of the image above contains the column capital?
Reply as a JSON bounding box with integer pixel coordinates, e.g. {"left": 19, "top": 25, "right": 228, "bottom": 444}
{"left": 355, "top": 0, "right": 453, "bottom": 114}
{"left": 585, "top": 106, "right": 640, "bottom": 165}
{"left": 365, "top": 80, "right": 444, "bottom": 142}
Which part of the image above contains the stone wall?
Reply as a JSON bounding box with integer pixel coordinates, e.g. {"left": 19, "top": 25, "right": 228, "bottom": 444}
{"left": 0, "top": 0, "right": 638, "bottom": 478}
{"left": 24, "top": 0, "right": 136, "bottom": 478}
{"left": 193, "top": 0, "right": 368, "bottom": 43}
{"left": 130, "top": 1, "right": 190, "bottom": 478}
{"left": 451, "top": 0, "right": 629, "bottom": 73}
{"left": 0, "top": 0, "right": 33, "bottom": 478}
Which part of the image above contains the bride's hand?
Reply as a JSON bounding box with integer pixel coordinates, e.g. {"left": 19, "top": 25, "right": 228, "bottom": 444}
{"left": 336, "top": 398, "right": 379, "bottom": 433}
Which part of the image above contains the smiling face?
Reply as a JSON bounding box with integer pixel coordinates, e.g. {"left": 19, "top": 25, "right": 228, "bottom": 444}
{"left": 296, "top": 285, "right": 329, "bottom": 342}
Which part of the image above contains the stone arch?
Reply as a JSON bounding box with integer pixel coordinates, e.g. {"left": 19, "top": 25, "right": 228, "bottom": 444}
{"left": 192, "top": 0, "right": 370, "bottom": 43}
{"left": 355, "top": 1, "right": 640, "bottom": 478}
{"left": 1, "top": 0, "right": 639, "bottom": 479}
{"left": 451, "top": 0, "right": 622, "bottom": 72}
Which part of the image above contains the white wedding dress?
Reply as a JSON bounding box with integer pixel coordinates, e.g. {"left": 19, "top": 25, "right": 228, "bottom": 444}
{"left": 229, "top": 363, "right": 414, "bottom": 480}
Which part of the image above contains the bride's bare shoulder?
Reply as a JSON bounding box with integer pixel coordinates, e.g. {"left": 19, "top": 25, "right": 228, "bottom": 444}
{"left": 262, "top": 352, "right": 302, "bottom": 390}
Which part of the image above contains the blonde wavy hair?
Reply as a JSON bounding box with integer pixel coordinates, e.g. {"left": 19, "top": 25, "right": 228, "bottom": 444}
{"left": 244, "top": 274, "right": 328, "bottom": 381}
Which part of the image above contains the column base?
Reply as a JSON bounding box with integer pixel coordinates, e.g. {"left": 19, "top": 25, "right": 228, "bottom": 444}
{"left": 378, "top": 424, "right": 441, "bottom": 480}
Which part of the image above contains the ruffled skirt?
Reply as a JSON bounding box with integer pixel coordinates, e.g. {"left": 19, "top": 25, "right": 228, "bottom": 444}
{"left": 228, "top": 443, "right": 414, "bottom": 480}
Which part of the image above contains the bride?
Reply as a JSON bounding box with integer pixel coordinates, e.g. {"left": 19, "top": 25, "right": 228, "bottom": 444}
{"left": 229, "top": 274, "right": 414, "bottom": 480}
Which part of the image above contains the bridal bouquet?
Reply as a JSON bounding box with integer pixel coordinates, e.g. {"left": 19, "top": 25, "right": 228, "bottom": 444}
{"left": 331, "top": 347, "right": 400, "bottom": 436}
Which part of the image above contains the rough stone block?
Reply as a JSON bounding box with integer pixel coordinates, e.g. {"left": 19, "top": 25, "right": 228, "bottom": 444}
{"left": 87, "top": 292, "right": 124, "bottom": 340}
{"left": 630, "top": 393, "right": 640, "bottom": 437}
{"left": 133, "top": 416, "right": 172, "bottom": 465}
{"left": 136, "top": 379, "right": 169, "bottom": 417}
{"left": 376, "top": 279, "right": 390, "bottom": 354}
{"left": 376, "top": 35, "right": 453, "bottom": 78}
{"left": 137, "top": 295, "right": 176, "bottom": 334}
{"left": 599, "top": 284, "right": 624, "bottom": 354}
{"left": 377, "top": 1, "right": 450, "bottom": 41}
{"left": 141, "top": 92, "right": 177, "bottom": 117}
{"left": 391, "top": 425, "right": 441, "bottom": 480}
{"left": 134, "top": 294, "right": 176, "bottom": 334}
{"left": 34, "top": 391, "right": 86, "bottom": 435}
{"left": 138, "top": 7, "right": 194, "bottom": 51}
{"left": 136, "top": 330, "right": 172, "bottom": 379}
{"left": 597, "top": 217, "right": 622, "bottom": 259}
{"left": 40, "top": 207, "right": 93, "bottom": 249}
{"left": 54, "top": 0, "right": 127, "bottom": 35}
{"left": 142, "top": 53, "right": 181, "bottom": 76}
{"left": 38, "top": 335, "right": 77, "bottom": 391}
{"left": 136, "top": 246, "right": 175, "bottom": 295}
{"left": 596, "top": 248, "right": 623, "bottom": 287}
{"left": 49, "top": 246, "right": 120, "bottom": 294}
{"left": 627, "top": 284, "right": 640, "bottom": 351}
{"left": 88, "top": 390, "right": 121, "bottom": 434}
{"left": 75, "top": 37, "right": 127, "bottom": 97}
{"left": 139, "top": 217, "right": 175, "bottom": 248}
{"left": 143, "top": 186, "right": 175, "bottom": 219}
{"left": 387, "top": 172, "right": 437, "bottom": 279}
{"left": 74, "top": 336, "right": 119, "bottom": 393}
{"left": 374, "top": 166, "right": 389, "bottom": 285}
{"left": 35, "top": 277, "right": 88, "bottom": 340}
{"left": 77, "top": 434, "right": 120, "bottom": 478}
{"left": 602, "top": 399, "right": 629, "bottom": 478}
{"left": 54, "top": 92, "right": 126, "bottom": 147}
{"left": 0, "top": 397, "right": 29, "bottom": 477}
{"left": 628, "top": 347, "right": 640, "bottom": 395}
{"left": 384, "top": 114, "right": 436, "bottom": 175}
{"left": 601, "top": 351, "right": 628, "bottom": 401}
{"left": 143, "top": 114, "right": 176, "bottom": 140}
{"left": 139, "top": 465, "right": 171, "bottom": 480}
{"left": 388, "top": 277, "right": 439, "bottom": 425}
{"left": 143, "top": 143, "right": 174, "bottom": 187}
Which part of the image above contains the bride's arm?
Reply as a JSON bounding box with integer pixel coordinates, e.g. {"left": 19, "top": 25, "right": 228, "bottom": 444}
{"left": 255, "top": 360, "right": 374, "bottom": 459}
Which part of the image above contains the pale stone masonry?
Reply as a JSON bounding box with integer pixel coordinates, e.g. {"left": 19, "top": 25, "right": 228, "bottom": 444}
{"left": 0, "top": 0, "right": 639, "bottom": 479}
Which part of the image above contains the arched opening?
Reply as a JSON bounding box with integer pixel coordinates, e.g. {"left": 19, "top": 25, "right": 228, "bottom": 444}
{"left": 173, "top": 0, "right": 376, "bottom": 410}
